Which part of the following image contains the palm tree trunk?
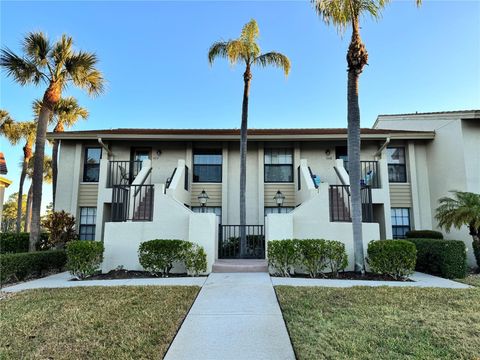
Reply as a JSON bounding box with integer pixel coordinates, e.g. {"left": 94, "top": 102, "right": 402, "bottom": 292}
{"left": 24, "top": 184, "right": 33, "bottom": 232}
{"left": 16, "top": 157, "right": 28, "bottom": 234}
{"left": 239, "top": 66, "right": 252, "bottom": 257}
{"left": 29, "top": 104, "right": 52, "bottom": 251}
{"left": 347, "top": 16, "right": 368, "bottom": 273}
{"left": 52, "top": 138, "right": 59, "bottom": 208}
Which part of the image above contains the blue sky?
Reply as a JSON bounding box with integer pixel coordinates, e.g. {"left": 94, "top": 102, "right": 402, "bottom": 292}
{"left": 1, "top": 0, "right": 479, "bottom": 209}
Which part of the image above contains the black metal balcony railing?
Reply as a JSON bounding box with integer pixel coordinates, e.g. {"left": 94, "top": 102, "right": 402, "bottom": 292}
{"left": 218, "top": 225, "right": 265, "bottom": 259}
{"left": 343, "top": 160, "right": 380, "bottom": 188}
{"left": 107, "top": 160, "right": 143, "bottom": 188}
{"left": 329, "top": 185, "right": 373, "bottom": 223}
{"left": 111, "top": 184, "right": 154, "bottom": 222}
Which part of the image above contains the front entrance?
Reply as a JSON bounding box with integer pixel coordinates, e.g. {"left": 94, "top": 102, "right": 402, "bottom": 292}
{"left": 218, "top": 225, "right": 265, "bottom": 259}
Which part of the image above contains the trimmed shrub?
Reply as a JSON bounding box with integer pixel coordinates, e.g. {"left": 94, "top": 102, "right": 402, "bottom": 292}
{"left": 324, "top": 240, "right": 348, "bottom": 276}
{"left": 184, "top": 243, "right": 207, "bottom": 276}
{"left": 267, "top": 240, "right": 298, "bottom": 277}
{"left": 405, "top": 230, "right": 443, "bottom": 239}
{"left": 66, "top": 241, "right": 104, "bottom": 280}
{"left": 297, "top": 239, "right": 327, "bottom": 278}
{"left": 0, "top": 232, "right": 49, "bottom": 254}
{"left": 0, "top": 250, "right": 66, "bottom": 285}
{"left": 367, "top": 240, "right": 417, "bottom": 280}
{"left": 42, "top": 211, "right": 78, "bottom": 249}
{"left": 138, "top": 239, "right": 188, "bottom": 276}
{"left": 407, "top": 238, "right": 467, "bottom": 279}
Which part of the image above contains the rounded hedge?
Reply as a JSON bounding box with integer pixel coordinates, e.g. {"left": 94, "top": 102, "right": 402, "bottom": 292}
{"left": 367, "top": 240, "right": 417, "bottom": 280}
{"left": 405, "top": 230, "right": 443, "bottom": 239}
{"left": 66, "top": 241, "right": 104, "bottom": 280}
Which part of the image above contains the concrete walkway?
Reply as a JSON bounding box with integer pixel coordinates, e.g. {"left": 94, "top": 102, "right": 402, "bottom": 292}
{"left": 1, "top": 272, "right": 207, "bottom": 292}
{"left": 164, "top": 273, "right": 295, "bottom": 360}
{"left": 272, "top": 271, "right": 471, "bottom": 289}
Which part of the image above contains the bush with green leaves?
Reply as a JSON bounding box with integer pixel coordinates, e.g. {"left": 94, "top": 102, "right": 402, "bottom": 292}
{"left": 405, "top": 230, "right": 443, "bottom": 239}
{"left": 0, "top": 250, "right": 66, "bottom": 285}
{"left": 0, "top": 232, "right": 49, "bottom": 254}
{"left": 367, "top": 240, "right": 417, "bottom": 280}
{"left": 42, "top": 210, "right": 78, "bottom": 249}
{"left": 66, "top": 241, "right": 104, "bottom": 280}
{"left": 267, "top": 240, "right": 298, "bottom": 277}
{"left": 407, "top": 238, "right": 467, "bottom": 279}
{"left": 138, "top": 239, "right": 188, "bottom": 276}
{"left": 324, "top": 240, "right": 348, "bottom": 276}
{"left": 297, "top": 239, "right": 327, "bottom": 278}
{"left": 184, "top": 243, "right": 207, "bottom": 276}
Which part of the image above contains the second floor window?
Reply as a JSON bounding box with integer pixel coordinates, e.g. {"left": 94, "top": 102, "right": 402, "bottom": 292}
{"left": 83, "top": 147, "right": 102, "bottom": 182}
{"left": 264, "top": 148, "right": 293, "bottom": 183}
{"left": 387, "top": 147, "right": 407, "bottom": 183}
{"left": 193, "top": 149, "right": 222, "bottom": 183}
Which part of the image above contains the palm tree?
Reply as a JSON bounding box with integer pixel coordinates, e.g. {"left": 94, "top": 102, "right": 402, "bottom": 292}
{"left": 1, "top": 32, "right": 104, "bottom": 250}
{"left": 33, "top": 97, "right": 88, "bottom": 206}
{"left": 0, "top": 114, "right": 36, "bottom": 234}
{"left": 208, "top": 19, "right": 290, "bottom": 256}
{"left": 312, "top": 0, "right": 422, "bottom": 272}
{"left": 436, "top": 191, "right": 480, "bottom": 267}
{"left": 24, "top": 155, "right": 52, "bottom": 232}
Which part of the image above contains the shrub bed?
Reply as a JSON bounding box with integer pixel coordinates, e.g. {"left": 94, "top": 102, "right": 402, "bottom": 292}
{"left": 367, "top": 240, "right": 417, "bottom": 280}
{"left": 268, "top": 239, "right": 348, "bottom": 277}
{"left": 405, "top": 230, "right": 443, "bottom": 239}
{"left": 407, "top": 238, "right": 467, "bottom": 279}
{"left": 66, "top": 241, "right": 104, "bottom": 280}
{"left": 0, "top": 250, "right": 66, "bottom": 285}
{"left": 138, "top": 239, "right": 207, "bottom": 277}
{"left": 0, "top": 232, "right": 49, "bottom": 254}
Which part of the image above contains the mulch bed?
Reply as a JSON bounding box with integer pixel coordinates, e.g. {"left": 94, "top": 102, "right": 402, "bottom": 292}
{"left": 79, "top": 269, "right": 205, "bottom": 280}
{"left": 278, "top": 271, "right": 413, "bottom": 282}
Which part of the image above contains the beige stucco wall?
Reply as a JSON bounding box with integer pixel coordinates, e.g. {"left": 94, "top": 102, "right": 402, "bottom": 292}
{"left": 376, "top": 114, "right": 480, "bottom": 266}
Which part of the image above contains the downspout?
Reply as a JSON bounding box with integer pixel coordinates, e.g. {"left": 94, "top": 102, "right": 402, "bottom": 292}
{"left": 98, "top": 138, "right": 113, "bottom": 158}
{"left": 374, "top": 137, "right": 390, "bottom": 159}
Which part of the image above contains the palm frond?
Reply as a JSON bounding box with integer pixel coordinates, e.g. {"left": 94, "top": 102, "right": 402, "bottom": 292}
{"left": 226, "top": 40, "right": 250, "bottom": 65}
{"left": 0, "top": 109, "right": 13, "bottom": 127}
{"left": 50, "top": 34, "right": 73, "bottom": 78}
{"left": 240, "top": 19, "right": 260, "bottom": 44}
{"left": 55, "top": 97, "right": 89, "bottom": 127}
{"left": 0, "top": 48, "right": 44, "bottom": 85}
{"left": 64, "top": 51, "right": 105, "bottom": 96}
{"left": 435, "top": 191, "right": 480, "bottom": 232}
{"left": 23, "top": 32, "right": 51, "bottom": 68}
{"left": 254, "top": 52, "right": 291, "bottom": 76}
{"left": 208, "top": 41, "right": 229, "bottom": 65}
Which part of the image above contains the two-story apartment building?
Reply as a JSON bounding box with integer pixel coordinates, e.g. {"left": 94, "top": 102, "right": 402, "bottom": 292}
{"left": 50, "top": 110, "right": 479, "bottom": 272}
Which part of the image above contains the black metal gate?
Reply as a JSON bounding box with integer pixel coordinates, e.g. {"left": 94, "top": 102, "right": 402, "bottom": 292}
{"left": 218, "top": 225, "right": 265, "bottom": 259}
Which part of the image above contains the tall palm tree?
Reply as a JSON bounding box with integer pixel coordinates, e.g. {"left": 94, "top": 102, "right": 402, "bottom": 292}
{"left": 436, "top": 191, "right": 480, "bottom": 267}
{"left": 0, "top": 114, "right": 36, "bottom": 234}
{"left": 24, "top": 155, "right": 52, "bottom": 232}
{"left": 33, "top": 97, "right": 88, "bottom": 206}
{"left": 312, "top": 0, "right": 422, "bottom": 272}
{"left": 1, "top": 32, "right": 104, "bottom": 250}
{"left": 208, "top": 19, "right": 290, "bottom": 256}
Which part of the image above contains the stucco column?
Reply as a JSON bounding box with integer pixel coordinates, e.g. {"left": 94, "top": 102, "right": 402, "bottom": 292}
{"left": 257, "top": 142, "right": 264, "bottom": 225}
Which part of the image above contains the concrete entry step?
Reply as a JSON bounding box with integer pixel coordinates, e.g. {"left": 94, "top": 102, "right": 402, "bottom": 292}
{"left": 212, "top": 259, "right": 268, "bottom": 273}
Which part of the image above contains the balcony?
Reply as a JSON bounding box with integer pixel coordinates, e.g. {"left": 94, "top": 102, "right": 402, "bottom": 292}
{"left": 344, "top": 160, "right": 380, "bottom": 188}
{"left": 107, "top": 160, "right": 143, "bottom": 188}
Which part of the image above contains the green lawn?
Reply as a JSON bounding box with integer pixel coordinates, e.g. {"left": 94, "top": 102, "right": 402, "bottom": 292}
{"left": 456, "top": 273, "right": 480, "bottom": 287}
{"left": 0, "top": 286, "right": 199, "bottom": 359}
{"left": 276, "top": 286, "right": 480, "bottom": 360}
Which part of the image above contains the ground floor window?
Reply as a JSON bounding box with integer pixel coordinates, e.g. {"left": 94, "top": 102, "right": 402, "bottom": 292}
{"left": 192, "top": 206, "right": 222, "bottom": 223}
{"left": 79, "top": 207, "right": 97, "bottom": 240}
{"left": 264, "top": 207, "right": 295, "bottom": 216}
{"left": 391, "top": 208, "right": 410, "bottom": 239}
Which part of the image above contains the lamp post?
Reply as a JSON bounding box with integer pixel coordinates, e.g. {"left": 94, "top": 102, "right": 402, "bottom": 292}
{"left": 198, "top": 190, "right": 209, "bottom": 213}
{"left": 273, "top": 190, "right": 285, "bottom": 213}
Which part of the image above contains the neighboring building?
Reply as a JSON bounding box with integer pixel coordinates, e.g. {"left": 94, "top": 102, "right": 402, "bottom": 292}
{"left": 0, "top": 152, "right": 13, "bottom": 232}
{"left": 49, "top": 110, "right": 479, "bottom": 271}
{"left": 374, "top": 110, "right": 480, "bottom": 266}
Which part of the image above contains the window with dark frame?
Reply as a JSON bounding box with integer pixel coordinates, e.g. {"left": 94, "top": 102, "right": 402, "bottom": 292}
{"left": 79, "top": 207, "right": 97, "bottom": 240}
{"left": 391, "top": 208, "right": 410, "bottom": 239}
{"left": 264, "top": 148, "right": 293, "bottom": 183}
{"left": 83, "top": 147, "right": 102, "bottom": 182}
{"left": 193, "top": 149, "right": 222, "bottom": 183}
{"left": 387, "top": 147, "right": 407, "bottom": 183}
